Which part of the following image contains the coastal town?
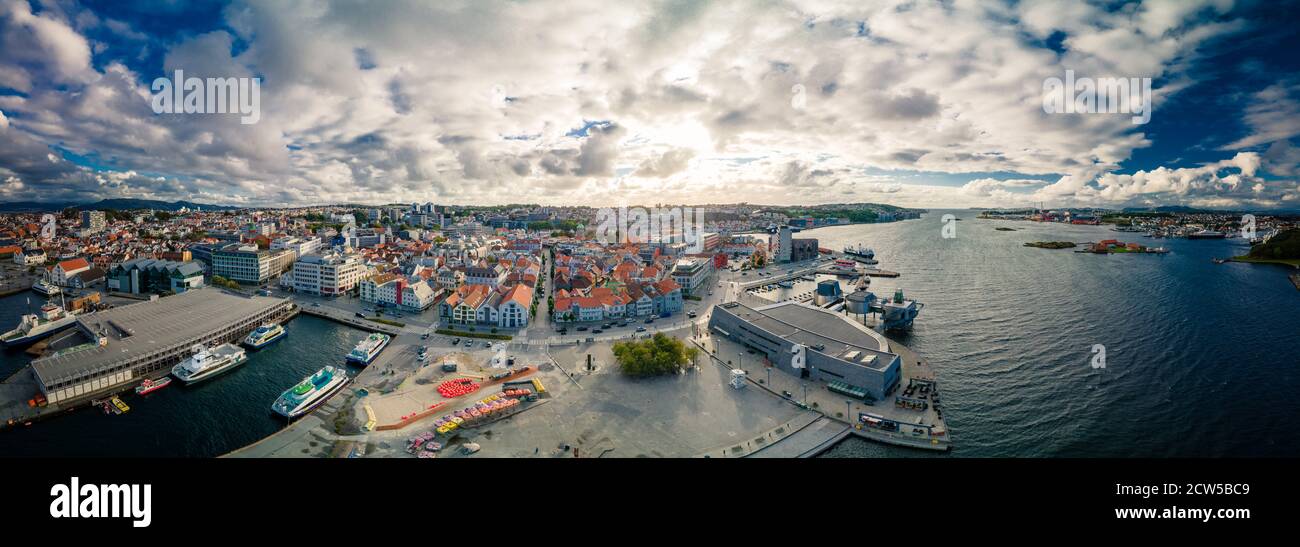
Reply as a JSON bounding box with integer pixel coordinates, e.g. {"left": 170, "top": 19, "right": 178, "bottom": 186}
{"left": 0, "top": 200, "right": 948, "bottom": 458}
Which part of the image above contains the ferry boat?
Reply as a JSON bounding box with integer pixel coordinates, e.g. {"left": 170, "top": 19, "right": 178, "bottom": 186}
{"left": 31, "top": 279, "right": 60, "bottom": 296}
{"left": 1187, "top": 229, "right": 1227, "bottom": 239}
{"left": 843, "top": 244, "right": 878, "bottom": 264}
{"left": 271, "top": 366, "right": 351, "bottom": 418}
{"left": 135, "top": 377, "right": 173, "bottom": 395}
{"left": 242, "top": 323, "right": 286, "bottom": 350}
{"left": 346, "top": 333, "right": 390, "bottom": 365}
{"left": 171, "top": 344, "right": 248, "bottom": 385}
{"left": 1, "top": 303, "right": 78, "bottom": 347}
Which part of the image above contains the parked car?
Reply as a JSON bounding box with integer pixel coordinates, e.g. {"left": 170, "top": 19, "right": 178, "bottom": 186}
{"left": 451, "top": 338, "right": 460, "bottom": 345}
{"left": 592, "top": 329, "right": 603, "bottom": 334}
{"left": 311, "top": 302, "right": 321, "bottom": 307}
{"left": 577, "top": 326, "right": 588, "bottom": 331}
{"left": 635, "top": 326, "right": 647, "bottom": 332}
{"left": 355, "top": 312, "right": 366, "bottom": 318}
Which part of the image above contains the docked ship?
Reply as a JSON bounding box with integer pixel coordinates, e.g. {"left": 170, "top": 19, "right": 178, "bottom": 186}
{"left": 843, "top": 244, "right": 878, "bottom": 264}
{"left": 31, "top": 279, "right": 61, "bottom": 296}
{"left": 1, "top": 302, "right": 78, "bottom": 347}
{"left": 271, "top": 366, "right": 351, "bottom": 418}
{"left": 242, "top": 323, "right": 286, "bottom": 350}
{"left": 135, "top": 377, "right": 172, "bottom": 395}
{"left": 1187, "top": 229, "right": 1227, "bottom": 239}
{"left": 171, "top": 344, "right": 248, "bottom": 385}
{"left": 346, "top": 333, "right": 390, "bottom": 365}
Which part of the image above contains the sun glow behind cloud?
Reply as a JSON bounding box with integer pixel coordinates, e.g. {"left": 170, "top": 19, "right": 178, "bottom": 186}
{"left": 0, "top": 0, "right": 1298, "bottom": 209}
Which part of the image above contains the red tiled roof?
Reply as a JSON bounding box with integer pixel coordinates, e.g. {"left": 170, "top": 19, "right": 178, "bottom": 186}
{"left": 57, "top": 257, "right": 90, "bottom": 272}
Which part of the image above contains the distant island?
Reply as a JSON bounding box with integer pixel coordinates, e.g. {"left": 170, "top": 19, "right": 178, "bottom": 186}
{"left": 995, "top": 227, "right": 1017, "bottom": 231}
{"left": 1024, "top": 241, "right": 1076, "bottom": 249}
{"left": 1234, "top": 229, "right": 1300, "bottom": 267}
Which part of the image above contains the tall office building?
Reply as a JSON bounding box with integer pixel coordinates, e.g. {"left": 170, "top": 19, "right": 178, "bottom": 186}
{"left": 81, "top": 210, "right": 106, "bottom": 234}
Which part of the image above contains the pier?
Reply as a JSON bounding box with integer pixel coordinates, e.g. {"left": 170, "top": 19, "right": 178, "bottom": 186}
{"left": 1, "top": 288, "right": 295, "bottom": 429}
{"left": 296, "top": 305, "right": 404, "bottom": 336}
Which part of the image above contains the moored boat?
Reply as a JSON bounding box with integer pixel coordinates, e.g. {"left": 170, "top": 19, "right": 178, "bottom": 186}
{"left": 1, "top": 302, "right": 78, "bottom": 347}
{"left": 271, "top": 366, "right": 351, "bottom": 418}
{"left": 31, "top": 279, "right": 60, "bottom": 296}
{"left": 171, "top": 344, "right": 249, "bottom": 385}
{"left": 135, "top": 376, "right": 173, "bottom": 395}
{"left": 346, "top": 333, "right": 390, "bottom": 366}
{"left": 242, "top": 323, "right": 287, "bottom": 349}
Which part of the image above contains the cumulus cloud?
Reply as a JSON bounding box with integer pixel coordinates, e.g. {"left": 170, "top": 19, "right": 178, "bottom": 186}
{"left": 634, "top": 147, "right": 695, "bottom": 177}
{"left": 0, "top": 0, "right": 1286, "bottom": 209}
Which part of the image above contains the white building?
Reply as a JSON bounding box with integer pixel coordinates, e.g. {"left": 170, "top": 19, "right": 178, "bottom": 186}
{"left": 291, "top": 252, "right": 367, "bottom": 296}
{"left": 671, "top": 257, "right": 714, "bottom": 297}
{"left": 14, "top": 248, "right": 46, "bottom": 266}
{"left": 360, "top": 273, "right": 438, "bottom": 312}
{"left": 271, "top": 236, "right": 322, "bottom": 258}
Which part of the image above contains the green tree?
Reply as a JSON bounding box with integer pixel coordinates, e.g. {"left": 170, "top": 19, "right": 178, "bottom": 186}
{"left": 611, "top": 333, "right": 700, "bottom": 377}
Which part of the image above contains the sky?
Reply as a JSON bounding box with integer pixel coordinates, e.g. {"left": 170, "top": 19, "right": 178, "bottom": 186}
{"left": 1, "top": 0, "right": 1299, "bottom": 210}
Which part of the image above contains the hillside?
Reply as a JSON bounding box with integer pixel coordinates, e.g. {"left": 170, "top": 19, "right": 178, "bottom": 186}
{"left": 1246, "top": 229, "right": 1300, "bottom": 260}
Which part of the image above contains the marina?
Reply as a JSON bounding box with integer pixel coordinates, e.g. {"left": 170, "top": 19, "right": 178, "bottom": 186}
{"left": 0, "top": 306, "right": 365, "bottom": 457}
{"left": 1, "top": 288, "right": 295, "bottom": 429}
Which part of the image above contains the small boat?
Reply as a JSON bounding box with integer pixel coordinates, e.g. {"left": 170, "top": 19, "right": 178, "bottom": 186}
{"left": 135, "top": 377, "right": 173, "bottom": 395}
{"left": 110, "top": 396, "right": 130, "bottom": 415}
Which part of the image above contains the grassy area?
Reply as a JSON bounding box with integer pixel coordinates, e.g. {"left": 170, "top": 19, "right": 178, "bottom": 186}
{"left": 435, "top": 328, "right": 512, "bottom": 340}
{"left": 1230, "top": 256, "right": 1300, "bottom": 267}
{"left": 1024, "top": 241, "right": 1076, "bottom": 249}
{"left": 366, "top": 317, "right": 406, "bottom": 328}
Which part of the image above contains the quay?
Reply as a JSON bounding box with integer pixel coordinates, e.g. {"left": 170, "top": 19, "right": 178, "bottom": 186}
{"left": 297, "top": 305, "right": 403, "bottom": 336}
{"left": 701, "top": 300, "right": 951, "bottom": 455}
{"left": 1, "top": 288, "right": 295, "bottom": 430}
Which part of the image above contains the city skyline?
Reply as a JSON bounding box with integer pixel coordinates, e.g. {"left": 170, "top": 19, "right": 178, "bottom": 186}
{"left": 2, "top": 0, "right": 1300, "bottom": 210}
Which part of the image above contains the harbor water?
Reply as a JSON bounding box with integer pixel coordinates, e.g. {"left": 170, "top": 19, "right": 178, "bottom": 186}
{"left": 0, "top": 310, "right": 362, "bottom": 457}
{"left": 813, "top": 210, "right": 1300, "bottom": 457}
